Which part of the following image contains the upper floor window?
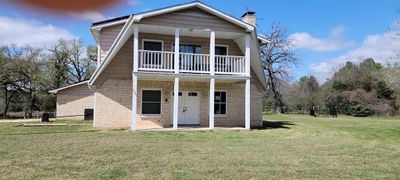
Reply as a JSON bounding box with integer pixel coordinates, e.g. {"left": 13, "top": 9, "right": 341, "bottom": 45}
{"left": 143, "top": 40, "right": 163, "bottom": 51}
{"left": 142, "top": 40, "right": 163, "bottom": 67}
{"left": 173, "top": 44, "right": 202, "bottom": 54}
{"left": 215, "top": 46, "right": 228, "bottom": 55}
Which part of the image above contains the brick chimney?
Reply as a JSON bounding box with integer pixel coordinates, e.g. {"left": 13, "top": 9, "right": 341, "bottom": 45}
{"left": 241, "top": 11, "right": 256, "bottom": 26}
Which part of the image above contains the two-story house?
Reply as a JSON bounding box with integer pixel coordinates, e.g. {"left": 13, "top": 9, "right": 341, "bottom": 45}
{"left": 50, "top": 1, "right": 268, "bottom": 130}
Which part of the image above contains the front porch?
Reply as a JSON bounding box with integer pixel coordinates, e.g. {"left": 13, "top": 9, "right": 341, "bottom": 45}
{"left": 130, "top": 24, "right": 252, "bottom": 130}
{"left": 132, "top": 76, "right": 250, "bottom": 130}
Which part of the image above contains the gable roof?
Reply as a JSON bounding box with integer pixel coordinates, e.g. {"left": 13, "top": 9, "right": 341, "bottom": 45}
{"left": 91, "top": 1, "right": 254, "bottom": 31}
{"left": 49, "top": 81, "right": 89, "bottom": 94}
{"left": 89, "top": 1, "right": 267, "bottom": 89}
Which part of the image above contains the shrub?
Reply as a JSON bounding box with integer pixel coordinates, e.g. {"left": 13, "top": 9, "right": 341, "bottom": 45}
{"left": 349, "top": 104, "right": 374, "bottom": 117}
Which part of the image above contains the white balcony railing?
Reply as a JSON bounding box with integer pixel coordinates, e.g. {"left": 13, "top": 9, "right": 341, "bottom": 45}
{"left": 215, "top": 55, "right": 246, "bottom": 75}
{"left": 139, "top": 50, "right": 175, "bottom": 72}
{"left": 138, "top": 50, "right": 246, "bottom": 75}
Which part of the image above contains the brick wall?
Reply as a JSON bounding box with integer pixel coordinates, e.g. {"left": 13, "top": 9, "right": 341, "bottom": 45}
{"left": 93, "top": 77, "right": 264, "bottom": 129}
{"left": 56, "top": 84, "right": 94, "bottom": 120}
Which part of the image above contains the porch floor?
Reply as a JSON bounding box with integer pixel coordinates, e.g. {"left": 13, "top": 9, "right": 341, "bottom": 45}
{"left": 136, "top": 127, "right": 249, "bottom": 132}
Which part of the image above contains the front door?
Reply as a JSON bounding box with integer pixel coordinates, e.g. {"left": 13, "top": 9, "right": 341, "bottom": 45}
{"left": 172, "top": 91, "right": 200, "bottom": 125}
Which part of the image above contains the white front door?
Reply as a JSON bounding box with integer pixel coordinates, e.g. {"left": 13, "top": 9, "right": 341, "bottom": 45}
{"left": 172, "top": 91, "right": 200, "bottom": 125}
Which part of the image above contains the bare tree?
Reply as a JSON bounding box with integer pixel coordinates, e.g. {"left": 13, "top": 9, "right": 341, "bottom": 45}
{"left": 64, "top": 39, "right": 97, "bottom": 83}
{"left": 260, "top": 24, "right": 299, "bottom": 113}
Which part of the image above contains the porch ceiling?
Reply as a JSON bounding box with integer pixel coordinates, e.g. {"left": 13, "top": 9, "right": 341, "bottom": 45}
{"left": 135, "top": 72, "right": 248, "bottom": 83}
{"left": 138, "top": 24, "right": 245, "bottom": 40}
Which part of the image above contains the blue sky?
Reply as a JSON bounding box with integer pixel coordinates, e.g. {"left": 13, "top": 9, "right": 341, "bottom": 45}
{"left": 1, "top": 0, "right": 399, "bottom": 82}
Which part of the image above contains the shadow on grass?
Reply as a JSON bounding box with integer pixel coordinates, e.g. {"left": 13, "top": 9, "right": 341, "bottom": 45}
{"left": 258, "top": 121, "right": 295, "bottom": 130}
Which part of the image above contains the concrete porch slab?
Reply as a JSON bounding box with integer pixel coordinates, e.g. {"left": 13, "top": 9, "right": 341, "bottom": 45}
{"left": 136, "top": 127, "right": 249, "bottom": 132}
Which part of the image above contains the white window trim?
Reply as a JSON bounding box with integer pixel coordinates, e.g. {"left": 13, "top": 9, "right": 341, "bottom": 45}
{"left": 214, "top": 90, "right": 228, "bottom": 117}
{"left": 141, "top": 39, "right": 164, "bottom": 68}
{"left": 215, "top": 44, "right": 229, "bottom": 55}
{"left": 140, "top": 88, "right": 163, "bottom": 117}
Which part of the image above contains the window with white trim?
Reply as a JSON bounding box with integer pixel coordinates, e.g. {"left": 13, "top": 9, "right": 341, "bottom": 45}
{"left": 143, "top": 41, "right": 163, "bottom": 66}
{"left": 142, "top": 90, "right": 161, "bottom": 115}
{"left": 214, "top": 91, "right": 226, "bottom": 115}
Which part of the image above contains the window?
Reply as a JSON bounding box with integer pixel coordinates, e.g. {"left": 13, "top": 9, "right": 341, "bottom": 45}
{"left": 215, "top": 46, "right": 228, "bottom": 55}
{"left": 173, "top": 43, "right": 202, "bottom": 71}
{"left": 215, "top": 46, "right": 228, "bottom": 72}
{"left": 143, "top": 40, "right": 163, "bottom": 66}
{"left": 173, "top": 44, "right": 202, "bottom": 54}
{"left": 214, "top": 91, "right": 226, "bottom": 115}
{"left": 143, "top": 41, "right": 162, "bottom": 51}
{"left": 142, "top": 90, "right": 161, "bottom": 115}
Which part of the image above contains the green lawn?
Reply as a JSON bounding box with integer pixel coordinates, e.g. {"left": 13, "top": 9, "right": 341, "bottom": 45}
{"left": 0, "top": 115, "right": 399, "bottom": 179}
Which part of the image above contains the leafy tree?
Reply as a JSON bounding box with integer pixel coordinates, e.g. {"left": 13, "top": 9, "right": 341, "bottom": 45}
{"left": 321, "top": 58, "right": 397, "bottom": 116}
{"left": 0, "top": 38, "right": 97, "bottom": 118}
{"left": 374, "top": 81, "right": 395, "bottom": 100}
{"left": 295, "top": 75, "right": 321, "bottom": 112}
{"left": 46, "top": 39, "right": 70, "bottom": 90}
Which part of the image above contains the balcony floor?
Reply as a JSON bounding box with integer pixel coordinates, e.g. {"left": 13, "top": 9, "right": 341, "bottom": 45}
{"left": 134, "top": 71, "right": 250, "bottom": 83}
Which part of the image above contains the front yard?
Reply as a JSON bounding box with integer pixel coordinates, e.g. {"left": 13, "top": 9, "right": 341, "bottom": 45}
{"left": 0, "top": 114, "right": 399, "bottom": 179}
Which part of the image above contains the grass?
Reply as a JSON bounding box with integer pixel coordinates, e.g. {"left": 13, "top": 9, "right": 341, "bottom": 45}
{"left": 0, "top": 115, "right": 399, "bottom": 179}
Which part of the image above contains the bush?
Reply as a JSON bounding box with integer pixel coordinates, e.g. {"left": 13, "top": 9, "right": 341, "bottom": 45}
{"left": 349, "top": 104, "right": 374, "bottom": 117}
{"left": 374, "top": 81, "right": 395, "bottom": 100}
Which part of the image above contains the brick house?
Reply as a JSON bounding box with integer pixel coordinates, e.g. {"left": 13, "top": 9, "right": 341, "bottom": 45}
{"left": 51, "top": 1, "right": 268, "bottom": 130}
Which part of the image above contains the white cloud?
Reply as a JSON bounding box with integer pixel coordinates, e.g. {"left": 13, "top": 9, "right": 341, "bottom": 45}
{"left": 289, "top": 26, "right": 354, "bottom": 52}
{"left": 0, "top": 16, "right": 76, "bottom": 48}
{"left": 127, "top": 0, "right": 141, "bottom": 6}
{"left": 310, "top": 31, "right": 400, "bottom": 82}
{"left": 68, "top": 11, "right": 106, "bottom": 22}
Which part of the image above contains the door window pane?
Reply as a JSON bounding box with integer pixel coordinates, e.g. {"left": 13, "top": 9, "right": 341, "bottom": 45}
{"left": 188, "top": 92, "right": 198, "bottom": 96}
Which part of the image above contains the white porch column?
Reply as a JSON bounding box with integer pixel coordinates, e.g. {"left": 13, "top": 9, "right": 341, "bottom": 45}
{"left": 133, "top": 25, "right": 139, "bottom": 72}
{"left": 131, "top": 25, "right": 139, "bottom": 131}
{"left": 131, "top": 74, "right": 138, "bottom": 130}
{"left": 174, "top": 28, "right": 180, "bottom": 74}
{"left": 209, "top": 31, "right": 215, "bottom": 75}
{"left": 97, "top": 43, "right": 101, "bottom": 68}
{"left": 173, "top": 28, "right": 180, "bottom": 129}
{"left": 209, "top": 31, "right": 215, "bottom": 129}
{"left": 209, "top": 78, "right": 215, "bottom": 129}
{"left": 173, "top": 77, "right": 179, "bottom": 129}
{"left": 245, "top": 34, "right": 251, "bottom": 129}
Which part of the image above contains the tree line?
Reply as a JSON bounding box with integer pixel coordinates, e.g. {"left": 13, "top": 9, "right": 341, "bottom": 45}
{"left": 1, "top": 25, "right": 399, "bottom": 118}
{"left": 260, "top": 24, "right": 399, "bottom": 116}
{"left": 279, "top": 59, "right": 399, "bottom": 116}
{"left": 0, "top": 39, "right": 97, "bottom": 118}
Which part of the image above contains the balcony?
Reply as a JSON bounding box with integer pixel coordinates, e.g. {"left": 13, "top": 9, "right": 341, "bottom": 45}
{"left": 138, "top": 50, "right": 246, "bottom": 75}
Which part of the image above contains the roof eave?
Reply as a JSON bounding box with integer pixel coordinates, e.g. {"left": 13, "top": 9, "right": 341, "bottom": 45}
{"left": 49, "top": 81, "right": 89, "bottom": 94}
